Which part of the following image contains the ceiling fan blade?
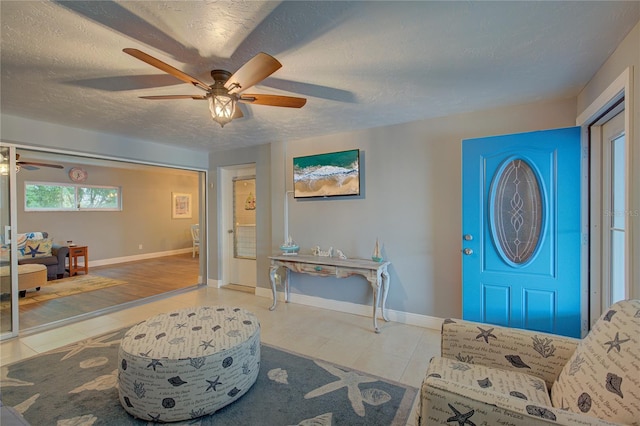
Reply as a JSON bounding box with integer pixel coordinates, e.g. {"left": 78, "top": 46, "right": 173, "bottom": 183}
{"left": 225, "top": 53, "right": 282, "bottom": 94}
{"left": 239, "top": 94, "right": 307, "bottom": 108}
{"left": 139, "top": 95, "right": 207, "bottom": 100}
{"left": 18, "top": 161, "right": 64, "bottom": 169}
{"left": 123, "top": 48, "right": 210, "bottom": 92}
{"left": 233, "top": 106, "right": 244, "bottom": 119}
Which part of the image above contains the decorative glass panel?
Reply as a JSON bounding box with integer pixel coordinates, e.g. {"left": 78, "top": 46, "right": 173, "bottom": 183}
{"left": 492, "top": 159, "right": 542, "bottom": 264}
{"left": 233, "top": 177, "right": 256, "bottom": 259}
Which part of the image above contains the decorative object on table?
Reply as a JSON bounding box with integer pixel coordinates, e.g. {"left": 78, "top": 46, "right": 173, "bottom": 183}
{"left": 171, "top": 192, "right": 192, "bottom": 219}
{"left": 372, "top": 238, "right": 383, "bottom": 262}
{"left": 68, "top": 167, "right": 88, "bottom": 183}
{"left": 312, "top": 246, "right": 333, "bottom": 257}
{"left": 279, "top": 235, "right": 299, "bottom": 255}
{"left": 66, "top": 240, "right": 76, "bottom": 247}
{"left": 1, "top": 328, "right": 416, "bottom": 425}
{"left": 336, "top": 249, "right": 347, "bottom": 259}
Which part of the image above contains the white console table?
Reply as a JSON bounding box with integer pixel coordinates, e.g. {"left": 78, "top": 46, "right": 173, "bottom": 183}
{"left": 268, "top": 254, "right": 391, "bottom": 333}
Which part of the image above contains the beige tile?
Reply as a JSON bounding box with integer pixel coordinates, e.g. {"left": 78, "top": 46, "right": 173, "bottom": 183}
{"left": 19, "top": 327, "right": 90, "bottom": 353}
{"left": 0, "top": 339, "right": 38, "bottom": 365}
{"left": 313, "top": 338, "right": 370, "bottom": 366}
{"left": 351, "top": 348, "right": 411, "bottom": 382}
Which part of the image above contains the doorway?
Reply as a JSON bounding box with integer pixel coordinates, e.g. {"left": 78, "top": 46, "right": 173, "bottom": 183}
{"left": 589, "top": 107, "right": 629, "bottom": 325}
{"left": 461, "top": 127, "right": 583, "bottom": 338}
{"left": 220, "top": 164, "right": 257, "bottom": 290}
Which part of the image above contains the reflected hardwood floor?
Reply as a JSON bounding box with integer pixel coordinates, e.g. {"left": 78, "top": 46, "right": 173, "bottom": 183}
{"left": 17, "top": 253, "right": 200, "bottom": 330}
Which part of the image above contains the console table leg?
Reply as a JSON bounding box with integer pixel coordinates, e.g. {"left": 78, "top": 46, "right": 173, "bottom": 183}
{"left": 269, "top": 265, "right": 278, "bottom": 311}
{"left": 368, "top": 275, "right": 382, "bottom": 333}
{"left": 381, "top": 268, "right": 390, "bottom": 322}
{"left": 372, "top": 287, "right": 380, "bottom": 333}
{"left": 283, "top": 268, "right": 290, "bottom": 303}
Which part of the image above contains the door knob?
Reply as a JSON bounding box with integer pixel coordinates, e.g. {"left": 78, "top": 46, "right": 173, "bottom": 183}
{"left": 463, "top": 248, "right": 473, "bottom": 255}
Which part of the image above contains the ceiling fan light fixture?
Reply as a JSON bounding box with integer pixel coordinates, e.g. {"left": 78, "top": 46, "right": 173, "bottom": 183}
{"left": 208, "top": 92, "right": 235, "bottom": 128}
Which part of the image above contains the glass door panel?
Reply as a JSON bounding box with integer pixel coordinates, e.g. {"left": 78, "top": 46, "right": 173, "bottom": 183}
{"left": 1, "top": 145, "right": 18, "bottom": 338}
{"left": 233, "top": 177, "right": 256, "bottom": 260}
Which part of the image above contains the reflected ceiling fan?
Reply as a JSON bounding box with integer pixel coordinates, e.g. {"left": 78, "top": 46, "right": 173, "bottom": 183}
{"left": 16, "top": 154, "right": 64, "bottom": 171}
{"left": 123, "top": 48, "right": 307, "bottom": 127}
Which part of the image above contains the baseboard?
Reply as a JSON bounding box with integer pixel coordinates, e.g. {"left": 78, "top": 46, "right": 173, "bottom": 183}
{"left": 89, "top": 248, "right": 193, "bottom": 267}
{"left": 254, "top": 287, "right": 443, "bottom": 331}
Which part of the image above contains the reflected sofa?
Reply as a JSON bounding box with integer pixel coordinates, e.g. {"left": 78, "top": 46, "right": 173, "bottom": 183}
{"left": 418, "top": 299, "right": 640, "bottom": 426}
{"left": 1, "top": 232, "right": 69, "bottom": 280}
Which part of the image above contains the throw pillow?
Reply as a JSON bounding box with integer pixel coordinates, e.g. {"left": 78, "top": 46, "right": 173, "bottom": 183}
{"left": 550, "top": 299, "right": 640, "bottom": 424}
{"left": 19, "top": 239, "right": 53, "bottom": 259}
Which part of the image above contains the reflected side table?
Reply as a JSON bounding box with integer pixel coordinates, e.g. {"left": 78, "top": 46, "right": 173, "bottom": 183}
{"left": 67, "top": 245, "right": 89, "bottom": 276}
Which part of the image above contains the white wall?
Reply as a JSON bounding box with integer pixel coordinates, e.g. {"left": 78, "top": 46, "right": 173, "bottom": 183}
{"left": 16, "top": 163, "right": 199, "bottom": 261}
{"left": 265, "top": 98, "right": 577, "bottom": 319}
{"left": 577, "top": 21, "right": 640, "bottom": 299}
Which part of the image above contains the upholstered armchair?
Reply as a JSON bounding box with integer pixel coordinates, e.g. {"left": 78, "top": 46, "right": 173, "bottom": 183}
{"left": 418, "top": 299, "right": 639, "bottom": 426}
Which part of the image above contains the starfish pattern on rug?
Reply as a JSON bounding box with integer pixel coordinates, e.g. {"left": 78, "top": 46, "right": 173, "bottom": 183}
{"left": 0, "top": 367, "right": 34, "bottom": 387}
{"left": 47, "top": 331, "right": 121, "bottom": 361}
{"left": 604, "top": 332, "right": 630, "bottom": 353}
{"left": 12, "top": 394, "right": 40, "bottom": 416}
{"left": 304, "top": 361, "right": 378, "bottom": 416}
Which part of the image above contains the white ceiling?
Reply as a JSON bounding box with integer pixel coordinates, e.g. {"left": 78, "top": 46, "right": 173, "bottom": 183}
{"left": 2, "top": 1, "right": 639, "bottom": 153}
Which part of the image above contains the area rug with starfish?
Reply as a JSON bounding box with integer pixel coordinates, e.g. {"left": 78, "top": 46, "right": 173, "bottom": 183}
{"left": 11, "top": 274, "right": 127, "bottom": 306}
{"left": 1, "top": 327, "right": 417, "bottom": 425}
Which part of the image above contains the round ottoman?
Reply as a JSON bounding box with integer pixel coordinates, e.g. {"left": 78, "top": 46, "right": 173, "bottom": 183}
{"left": 117, "top": 306, "right": 260, "bottom": 422}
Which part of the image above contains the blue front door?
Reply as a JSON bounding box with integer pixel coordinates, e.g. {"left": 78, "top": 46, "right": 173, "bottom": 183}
{"left": 462, "top": 127, "right": 583, "bottom": 337}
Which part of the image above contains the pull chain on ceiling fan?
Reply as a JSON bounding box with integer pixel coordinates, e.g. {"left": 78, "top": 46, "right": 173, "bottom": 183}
{"left": 123, "top": 48, "right": 307, "bottom": 127}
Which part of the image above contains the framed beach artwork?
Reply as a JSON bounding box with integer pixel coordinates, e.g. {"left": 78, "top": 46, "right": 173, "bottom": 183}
{"left": 293, "top": 149, "right": 360, "bottom": 198}
{"left": 172, "top": 192, "right": 192, "bottom": 219}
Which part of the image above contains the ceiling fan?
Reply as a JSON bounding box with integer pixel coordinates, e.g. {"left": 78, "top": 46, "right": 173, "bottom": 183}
{"left": 123, "top": 48, "right": 307, "bottom": 127}
{"left": 16, "top": 154, "right": 64, "bottom": 171}
{"left": 0, "top": 154, "right": 63, "bottom": 174}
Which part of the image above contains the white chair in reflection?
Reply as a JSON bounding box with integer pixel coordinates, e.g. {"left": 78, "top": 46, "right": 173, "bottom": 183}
{"left": 191, "top": 224, "right": 199, "bottom": 257}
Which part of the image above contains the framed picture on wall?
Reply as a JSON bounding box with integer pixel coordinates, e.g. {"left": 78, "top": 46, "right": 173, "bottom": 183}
{"left": 172, "top": 192, "right": 192, "bottom": 219}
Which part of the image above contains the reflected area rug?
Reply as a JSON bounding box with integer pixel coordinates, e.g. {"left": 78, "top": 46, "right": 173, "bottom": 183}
{"left": 12, "top": 275, "right": 127, "bottom": 306}
{"left": 1, "top": 328, "right": 417, "bottom": 425}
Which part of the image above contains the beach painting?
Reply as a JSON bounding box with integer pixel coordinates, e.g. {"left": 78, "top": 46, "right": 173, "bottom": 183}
{"left": 293, "top": 149, "right": 360, "bottom": 198}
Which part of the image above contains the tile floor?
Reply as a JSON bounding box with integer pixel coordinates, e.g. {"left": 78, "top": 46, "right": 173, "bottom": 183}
{"left": 1, "top": 286, "right": 441, "bottom": 425}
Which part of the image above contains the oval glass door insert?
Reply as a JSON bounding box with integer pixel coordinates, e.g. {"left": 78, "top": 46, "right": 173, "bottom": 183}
{"left": 491, "top": 159, "right": 543, "bottom": 264}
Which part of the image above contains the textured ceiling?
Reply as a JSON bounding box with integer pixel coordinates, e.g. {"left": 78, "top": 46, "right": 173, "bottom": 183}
{"left": 1, "top": 1, "right": 639, "bottom": 153}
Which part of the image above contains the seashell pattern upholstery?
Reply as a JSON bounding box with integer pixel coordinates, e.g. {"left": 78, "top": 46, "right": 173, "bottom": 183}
{"left": 418, "top": 299, "right": 639, "bottom": 426}
{"left": 118, "top": 306, "right": 260, "bottom": 422}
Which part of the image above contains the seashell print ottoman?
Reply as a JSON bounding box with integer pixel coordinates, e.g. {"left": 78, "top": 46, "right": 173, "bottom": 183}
{"left": 117, "top": 306, "right": 260, "bottom": 422}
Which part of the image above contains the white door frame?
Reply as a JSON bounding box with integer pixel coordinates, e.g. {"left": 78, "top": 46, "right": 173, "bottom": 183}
{"left": 577, "top": 67, "right": 635, "bottom": 325}
{"left": 219, "top": 163, "right": 257, "bottom": 288}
